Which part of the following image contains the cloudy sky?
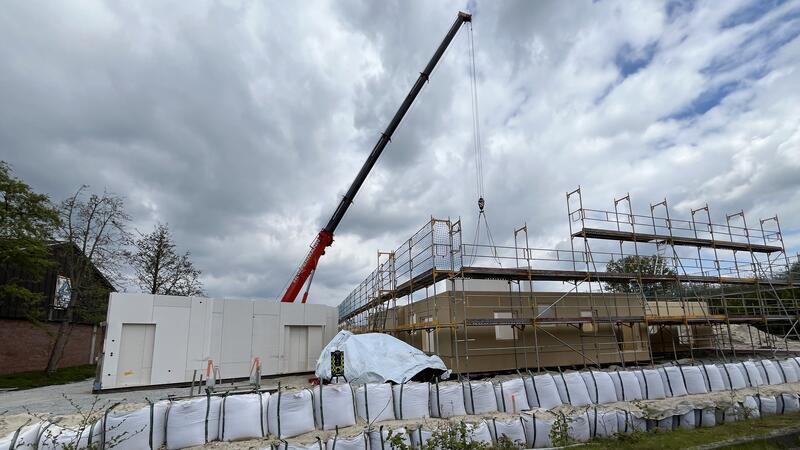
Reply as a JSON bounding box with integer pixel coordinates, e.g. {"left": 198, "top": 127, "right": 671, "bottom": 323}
{"left": 2, "top": 0, "right": 798, "bottom": 305}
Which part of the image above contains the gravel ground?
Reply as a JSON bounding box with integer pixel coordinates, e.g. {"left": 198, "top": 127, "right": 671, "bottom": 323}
{"left": 0, "top": 373, "right": 313, "bottom": 416}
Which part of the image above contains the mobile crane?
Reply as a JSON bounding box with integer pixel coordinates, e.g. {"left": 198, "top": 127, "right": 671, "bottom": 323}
{"left": 281, "top": 11, "right": 473, "bottom": 303}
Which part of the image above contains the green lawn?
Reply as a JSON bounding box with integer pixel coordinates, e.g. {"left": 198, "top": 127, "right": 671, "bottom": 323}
{"left": 583, "top": 412, "right": 800, "bottom": 449}
{"left": 0, "top": 364, "right": 96, "bottom": 390}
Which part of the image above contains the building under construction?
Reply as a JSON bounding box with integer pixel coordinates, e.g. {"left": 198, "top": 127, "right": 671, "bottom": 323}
{"left": 337, "top": 188, "right": 800, "bottom": 375}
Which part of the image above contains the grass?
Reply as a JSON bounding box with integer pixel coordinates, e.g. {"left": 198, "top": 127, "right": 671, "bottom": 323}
{"left": 0, "top": 364, "right": 96, "bottom": 390}
{"left": 584, "top": 412, "right": 800, "bottom": 449}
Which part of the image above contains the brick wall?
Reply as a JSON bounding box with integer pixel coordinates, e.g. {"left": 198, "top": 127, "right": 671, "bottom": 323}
{"left": 0, "top": 318, "right": 104, "bottom": 374}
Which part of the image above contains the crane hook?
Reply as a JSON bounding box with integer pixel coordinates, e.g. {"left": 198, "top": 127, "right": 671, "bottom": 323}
{"left": 478, "top": 197, "right": 485, "bottom": 211}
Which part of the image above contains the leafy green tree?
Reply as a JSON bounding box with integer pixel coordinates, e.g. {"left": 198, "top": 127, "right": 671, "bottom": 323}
{"left": 0, "top": 162, "right": 59, "bottom": 319}
{"left": 126, "top": 222, "right": 204, "bottom": 296}
{"left": 604, "top": 254, "right": 678, "bottom": 298}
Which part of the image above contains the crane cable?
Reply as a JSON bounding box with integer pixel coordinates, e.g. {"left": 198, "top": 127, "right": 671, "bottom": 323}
{"left": 466, "top": 21, "right": 501, "bottom": 267}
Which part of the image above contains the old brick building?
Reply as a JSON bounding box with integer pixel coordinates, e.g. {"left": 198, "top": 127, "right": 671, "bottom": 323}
{"left": 0, "top": 242, "right": 114, "bottom": 374}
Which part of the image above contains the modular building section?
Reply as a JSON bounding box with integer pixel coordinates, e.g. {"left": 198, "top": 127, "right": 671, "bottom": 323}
{"left": 388, "top": 290, "right": 651, "bottom": 373}
{"left": 99, "top": 293, "right": 338, "bottom": 390}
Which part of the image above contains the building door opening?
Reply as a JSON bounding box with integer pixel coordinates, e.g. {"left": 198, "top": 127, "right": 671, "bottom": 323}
{"left": 116, "top": 323, "right": 155, "bottom": 387}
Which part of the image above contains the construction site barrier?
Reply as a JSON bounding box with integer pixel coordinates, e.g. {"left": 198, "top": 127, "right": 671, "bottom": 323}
{"left": 354, "top": 383, "right": 395, "bottom": 424}
{"left": 462, "top": 380, "right": 497, "bottom": 414}
{"left": 554, "top": 371, "right": 593, "bottom": 406}
{"left": 487, "top": 417, "right": 526, "bottom": 447}
{"left": 367, "top": 426, "right": 410, "bottom": 449}
{"left": 610, "top": 370, "right": 643, "bottom": 401}
{"left": 524, "top": 373, "right": 563, "bottom": 409}
{"left": 267, "top": 389, "right": 315, "bottom": 439}
{"left": 325, "top": 431, "right": 368, "bottom": 450}
{"left": 429, "top": 381, "right": 466, "bottom": 418}
{"left": 581, "top": 370, "right": 617, "bottom": 405}
{"left": 493, "top": 377, "right": 530, "bottom": 413}
{"left": 165, "top": 395, "right": 222, "bottom": 449}
{"left": 7, "top": 358, "right": 800, "bottom": 449}
{"left": 312, "top": 384, "right": 357, "bottom": 430}
{"left": 221, "top": 393, "right": 267, "bottom": 441}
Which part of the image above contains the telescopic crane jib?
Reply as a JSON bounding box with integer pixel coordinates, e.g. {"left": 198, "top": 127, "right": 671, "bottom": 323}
{"left": 281, "top": 11, "right": 473, "bottom": 303}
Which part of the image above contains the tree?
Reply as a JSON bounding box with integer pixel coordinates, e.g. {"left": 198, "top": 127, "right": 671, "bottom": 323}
{"left": 126, "top": 222, "right": 204, "bottom": 296}
{"left": 604, "top": 254, "right": 678, "bottom": 298}
{"left": 0, "top": 162, "right": 60, "bottom": 319}
{"left": 46, "top": 186, "right": 130, "bottom": 374}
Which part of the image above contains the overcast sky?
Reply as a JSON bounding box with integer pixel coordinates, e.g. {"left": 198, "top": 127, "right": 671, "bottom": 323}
{"left": 1, "top": 0, "right": 798, "bottom": 305}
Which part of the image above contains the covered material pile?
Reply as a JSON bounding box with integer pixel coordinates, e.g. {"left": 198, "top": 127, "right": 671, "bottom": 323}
{"left": 315, "top": 331, "right": 448, "bottom": 384}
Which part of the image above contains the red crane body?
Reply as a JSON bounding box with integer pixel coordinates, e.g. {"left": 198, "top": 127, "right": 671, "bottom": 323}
{"left": 281, "top": 11, "right": 472, "bottom": 303}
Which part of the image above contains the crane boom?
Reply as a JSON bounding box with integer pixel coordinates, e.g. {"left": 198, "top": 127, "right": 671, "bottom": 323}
{"left": 281, "top": 11, "right": 472, "bottom": 303}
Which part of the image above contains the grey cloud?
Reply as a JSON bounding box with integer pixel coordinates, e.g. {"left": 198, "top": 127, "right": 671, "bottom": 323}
{"left": 1, "top": 0, "right": 798, "bottom": 306}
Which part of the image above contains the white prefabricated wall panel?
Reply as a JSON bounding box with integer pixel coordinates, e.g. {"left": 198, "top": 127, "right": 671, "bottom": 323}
{"left": 100, "top": 293, "right": 338, "bottom": 390}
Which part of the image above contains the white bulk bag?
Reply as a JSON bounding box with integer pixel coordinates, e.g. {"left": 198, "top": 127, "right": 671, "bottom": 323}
{"left": 779, "top": 360, "right": 799, "bottom": 383}
{"left": 268, "top": 389, "right": 315, "bottom": 439}
{"left": 392, "top": 382, "right": 430, "bottom": 420}
{"left": 166, "top": 396, "right": 222, "bottom": 449}
{"left": 743, "top": 396, "right": 761, "bottom": 419}
{"left": 678, "top": 410, "right": 696, "bottom": 429}
{"left": 409, "top": 427, "right": 433, "bottom": 449}
{"left": 697, "top": 409, "right": 716, "bottom": 428}
{"left": 355, "top": 384, "right": 395, "bottom": 424}
{"left": 494, "top": 378, "right": 530, "bottom": 413}
{"left": 779, "top": 393, "right": 800, "bottom": 413}
{"left": 616, "top": 410, "right": 646, "bottom": 433}
{"left": 581, "top": 371, "right": 618, "bottom": 404}
{"left": 220, "top": 393, "right": 265, "bottom": 441}
{"left": 1, "top": 422, "right": 41, "bottom": 450}
{"left": 718, "top": 406, "right": 734, "bottom": 424}
{"left": 429, "top": 382, "right": 466, "bottom": 418}
{"left": 521, "top": 413, "right": 553, "bottom": 448}
{"left": 681, "top": 366, "right": 708, "bottom": 395}
{"left": 701, "top": 364, "right": 726, "bottom": 392}
{"left": 38, "top": 423, "right": 93, "bottom": 450}
{"left": 586, "top": 409, "right": 618, "bottom": 438}
{"left": 0, "top": 433, "right": 11, "bottom": 450}
{"left": 465, "top": 421, "right": 493, "bottom": 445}
{"left": 721, "top": 363, "right": 747, "bottom": 390}
{"left": 314, "top": 384, "right": 357, "bottom": 430}
{"left": 635, "top": 369, "right": 666, "bottom": 400}
{"left": 610, "top": 371, "right": 643, "bottom": 401}
{"left": 99, "top": 401, "right": 169, "bottom": 450}
{"left": 368, "top": 426, "right": 410, "bottom": 449}
{"left": 759, "top": 360, "right": 783, "bottom": 385}
{"left": 462, "top": 380, "right": 498, "bottom": 415}
{"left": 741, "top": 361, "right": 765, "bottom": 387}
{"left": 655, "top": 417, "right": 674, "bottom": 432}
{"left": 488, "top": 417, "right": 526, "bottom": 448}
{"left": 272, "top": 440, "right": 324, "bottom": 450}
{"left": 554, "top": 372, "right": 592, "bottom": 407}
{"left": 566, "top": 413, "right": 591, "bottom": 443}
{"left": 658, "top": 366, "right": 688, "bottom": 397}
{"left": 326, "top": 432, "right": 369, "bottom": 450}
{"left": 756, "top": 395, "right": 778, "bottom": 415}
{"left": 524, "top": 374, "right": 563, "bottom": 409}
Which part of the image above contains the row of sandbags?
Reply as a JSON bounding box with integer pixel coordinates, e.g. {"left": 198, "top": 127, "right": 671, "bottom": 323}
{"left": 531, "top": 357, "right": 800, "bottom": 408}
{"left": 269, "top": 391, "right": 800, "bottom": 449}
{"left": 3, "top": 357, "right": 799, "bottom": 449}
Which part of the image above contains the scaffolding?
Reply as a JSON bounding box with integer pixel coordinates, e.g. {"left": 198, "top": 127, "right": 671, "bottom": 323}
{"left": 337, "top": 188, "right": 800, "bottom": 374}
